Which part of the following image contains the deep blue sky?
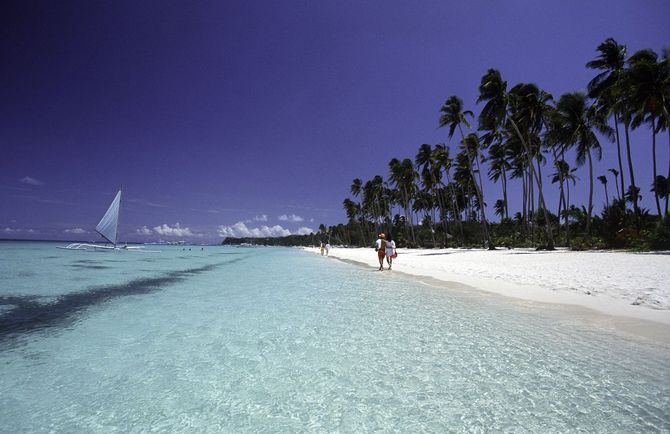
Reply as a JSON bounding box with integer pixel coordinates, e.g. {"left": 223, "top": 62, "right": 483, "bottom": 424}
{"left": 2, "top": 0, "right": 668, "bottom": 242}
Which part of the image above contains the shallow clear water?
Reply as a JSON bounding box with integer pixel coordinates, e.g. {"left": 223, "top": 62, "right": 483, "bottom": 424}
{"left": 1, "top": 241, "right": 668, "bottom": 432}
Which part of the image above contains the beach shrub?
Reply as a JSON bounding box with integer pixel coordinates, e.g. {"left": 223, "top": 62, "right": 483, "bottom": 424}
{"left": 600, "top": 200, "right": 627, "bottom": 248}
{"left": 569, "top": 235, "right": 605, "bottom": 251}
{"left": 648, "top": 217, "right": 670, "bottom": 250}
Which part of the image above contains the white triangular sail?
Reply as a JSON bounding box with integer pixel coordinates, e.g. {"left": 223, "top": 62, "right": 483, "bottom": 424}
{"left": 96, "top": 190, "right": 121, "bottom": 245}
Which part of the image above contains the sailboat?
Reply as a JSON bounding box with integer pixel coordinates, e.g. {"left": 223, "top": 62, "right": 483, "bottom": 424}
{"left": 60, "top": 189, "right": 145, "bottom": 251}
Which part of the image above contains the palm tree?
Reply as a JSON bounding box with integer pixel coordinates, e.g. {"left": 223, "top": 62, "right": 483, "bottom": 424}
{"left": 453, "top": 150, "right": 477, "bottom": 221}
{"left": 548, "top": 92, "right": 613, "bottom": 235}
{"left": 413, "top": 190, "right": 436, "bottom": 246}
{"left": 439, "top": 95, "right": 495, "bottom": 249}
{"left": 487, "top": 141, "right": 511, "bottom": 219}
{"left": 362, "top": 177, "right": 387, "bottom": 238}
{"left": 508, "top": 82, "right": 556, "bottom": 248}
{"left": 608, "top": 168, "right": 621, "bottom": 201}
{"left": 551, "top": 159, "right": 578, "bottom": 242}
{"left": 628, "top": 49, "right": 670, "bottom": 218}
{"left": 343, "top": 198, "right": 365, "bottom": 246}
{"left": 493, "top": 199, "right": 506, "bottom": 219}
{"left": 587, "top": 38, "right": 627, "bottom": 202}
{"left": 416, "top": 143, "right": 448, "bottom": 244}
{"left": 433, "top": 144, "right": 464, "bottom": 243}
{"left": 598, "top": 175, "right": 609, "bottom": 207}
{"left": 652, "top": 176, "right": 670, "bottom": 216}
{"left": 662, "top": 48, "right": 670, "bottom": 196}
{"left": 349, "top": 178, "right": 366, "bottom": 244}
{"left": 477, "top": 69, "right": 556, "bottom": 248}
{"left": 389, "top": 158, "right": 417, "bottom": 244}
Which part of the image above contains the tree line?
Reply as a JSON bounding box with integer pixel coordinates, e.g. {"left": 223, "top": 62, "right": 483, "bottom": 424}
{"left": 222, "top": 38, "right": 669, "bottom": 250}
{"left": 334, "top": 38, "right": 669, "bottom": 251}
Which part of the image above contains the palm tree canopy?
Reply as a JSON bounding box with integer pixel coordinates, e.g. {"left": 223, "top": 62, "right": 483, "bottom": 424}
{"left": 652, "top": 176, "right": 670, "bottom": 199}
{"left": 461, "top": 134, "right": 482, "bottom": 164}
{"left": 350, "top": 178, "right": 362, "bottom": 197}
{"left": 547, "top": 92, "right": 613, "bottom": 166}
{"left": 415, "top": 143, "right": 433, "bottom": 171}
{"left": 438, "top": 96, "right": 473, "bottom": 138}
{"left": 628, "top": 49, "right": 669, "bottom": 128}
{"left": 487, "top": 142, "right": 511, "bottom": 182}
{"left": 477, "top": 68, "right": 508, "bottom": 132}
{"left": 432, "top": 144, "right": 452, "bottom": 173}
{"left": 586, "top": 38, "right": 627, "bottom": 99}
{"left": 508, "top": 83, "right": 554, "bottom": 136}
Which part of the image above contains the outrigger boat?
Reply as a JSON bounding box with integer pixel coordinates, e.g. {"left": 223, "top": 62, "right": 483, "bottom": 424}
{"left": 59, "top": 189, "right": 152, "bottom": 251}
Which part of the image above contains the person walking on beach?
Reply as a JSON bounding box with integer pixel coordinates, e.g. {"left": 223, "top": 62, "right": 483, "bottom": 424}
{"left": 325, "top": 243, "right": 331, "bottom": 256}
{"left": 320, "top": 242, "right": 325, "bottom": 256}
{"left": 374, "top": 233, "right": 386, "bottom": 271}
{"left": 385, "top": 238, "right": 396, "bottom": 270}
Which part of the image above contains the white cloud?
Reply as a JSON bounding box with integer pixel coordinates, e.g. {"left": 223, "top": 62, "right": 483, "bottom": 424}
{"left": 64, "top": 228, "right": 87, "bottom": 234}
{"left": 217, "top": 221, "right": 291, "bottom": 238}
{"left": 153, "top": 223, "right": 194, "bottom": 237}
{"left": 253, "top": 214, "right": 268, "bottom": 222}
{"left": 310, "top": 218, "right": 314, "bottom": 223}
{"left": 136, "top": 226, "right": 153, "bottom": 236}
{"left": 20, "top": 176, "right": 44, "bottom": 186}
{"left": 278, "top": 213, "right": 304, "bottom": 223}
{"left": 296, "top": 227, "right": 314, "bottom": 235}
{"left": 3, "top": 227, "right": 36, "bottom": 234}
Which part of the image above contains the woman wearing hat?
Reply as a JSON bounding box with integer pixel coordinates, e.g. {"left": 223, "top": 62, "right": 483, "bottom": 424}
{"left": 374, "top": 233, "right": 386, "bottom": 271}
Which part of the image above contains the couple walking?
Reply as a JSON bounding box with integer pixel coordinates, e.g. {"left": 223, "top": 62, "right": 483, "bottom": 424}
{"left": 374, "top": 233, "right": 396, "bottom": 271}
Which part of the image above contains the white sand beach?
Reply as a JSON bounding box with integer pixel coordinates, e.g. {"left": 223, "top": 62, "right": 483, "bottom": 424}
{"left": 307, "top": 247, "right": 670, "bottom": 326}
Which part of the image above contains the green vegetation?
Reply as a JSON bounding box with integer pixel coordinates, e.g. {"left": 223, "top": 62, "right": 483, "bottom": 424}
{"left": 333, "top": 38, "right": 669, "bottom": 251}
{"left": 224, "top": 39, "right": 670, "bottom": 251}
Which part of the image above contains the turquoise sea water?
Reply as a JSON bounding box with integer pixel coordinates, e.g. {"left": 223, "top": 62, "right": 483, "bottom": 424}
{"left": 0, "top": 241, "right": 668, "bottom": 433}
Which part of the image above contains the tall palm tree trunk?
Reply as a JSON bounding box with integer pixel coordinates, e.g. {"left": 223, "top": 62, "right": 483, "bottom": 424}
{"left": 446, "top": 176, "right": 464, "bottom": 244}
{"left": 474, "top": 154, "right": 495, "bottom": 248}
{"left": 521, "top": 171, "right": 528, "bottom": 237}
{"left": 613, "top": 172, "right": 621, "bottom": 201}
{"left": 667, "top": 130, "right": 670, "bottom": 217}
{"left": 357, "top": 218, "right": 366, "bottom": 247}
{"left": 536, "top": 157, "right": 544, "bottom": 242}
{"left": 587, "top": 150, "right": 594, "bottom": 235}
{"left": 428, "top": 172, "right": 448, "bottom": 246}
{"left": 556, "top": 185, "right": 564, "bottom": 240}
{"left": 458, "top": 126, "right": 495, "bottom": 249}
{"left": 502, "top": 167, "right": 509, "bottom": 219}
{"left": 651, "top": 118, "right": 662, "bottom": 218}
{"left": 565, "top": 180, "right": 571, "bottom": 245}
{"left": 623, "top": 121, "right": 641, "bottom": 231}
{"left": 510, "top": 120, "right": 555, "bottom": 249}
{"left": 614, "top": 113, "right": 626, "bottom": 202}
{"left": 553, "top": 149, "right": 566, "bottom": 240}
{"left": 400, "top": 186, "right": 414, "bottom": 245}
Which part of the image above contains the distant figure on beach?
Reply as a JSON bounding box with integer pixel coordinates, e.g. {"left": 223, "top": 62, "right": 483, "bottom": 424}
{"left": 374, "top": 233, "right": 386, "bottom": 271}
{"left": 325, "top": 243, "right": 331, "bottom": 256}
{"left": 385, "top": 238, "right": 396, "bottom": 270}
{"left": 320, "top": 242, "right": 325, "bottom": 256}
